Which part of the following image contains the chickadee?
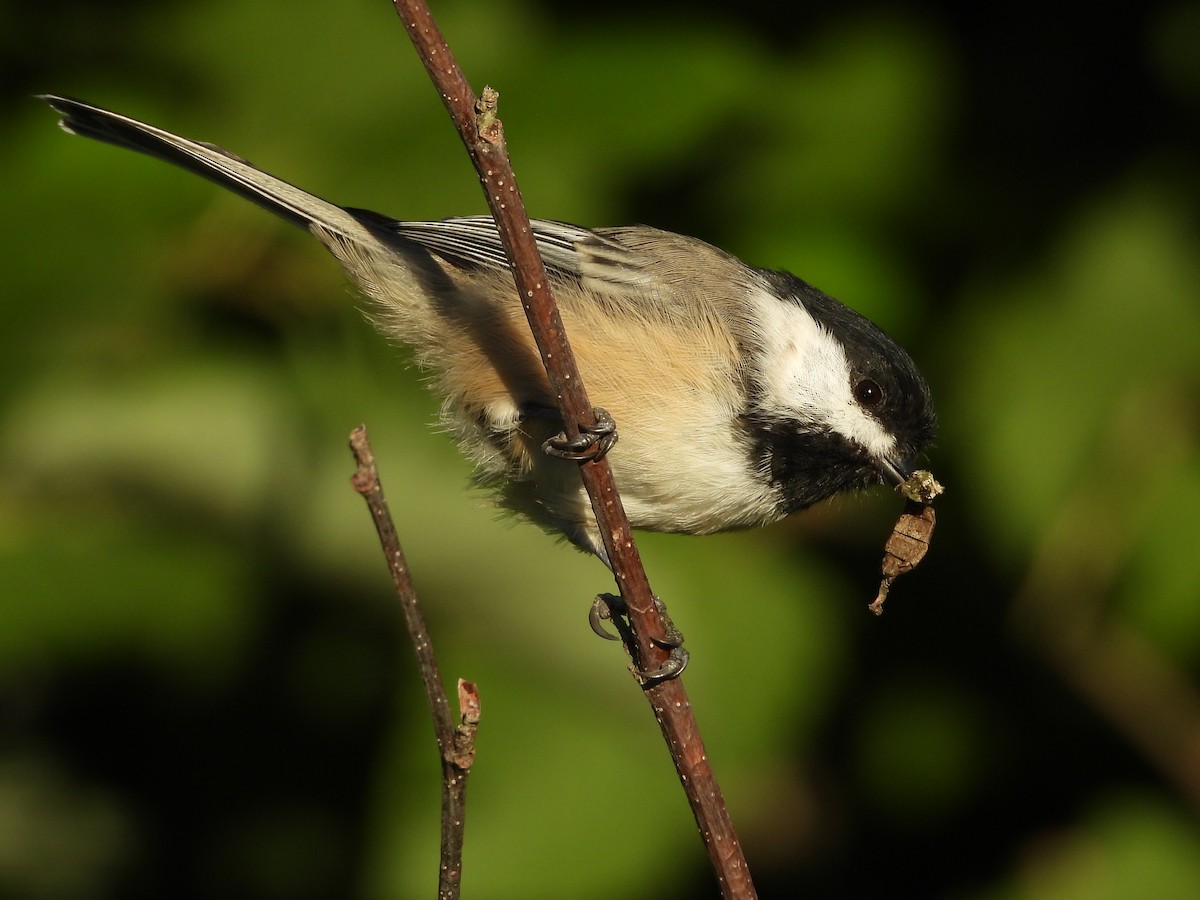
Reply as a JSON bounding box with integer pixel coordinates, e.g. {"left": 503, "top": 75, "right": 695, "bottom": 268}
{"left": 42, "top": 95, "right": 936, "bottom": 563}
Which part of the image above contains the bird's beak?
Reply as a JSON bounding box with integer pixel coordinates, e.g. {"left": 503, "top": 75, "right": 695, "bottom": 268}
{"left": 878, "top": 457, "right": 912, "bottom": 488}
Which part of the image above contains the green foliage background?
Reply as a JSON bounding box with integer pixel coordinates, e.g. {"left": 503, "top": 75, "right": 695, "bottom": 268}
{"left": 3, "top": 1, "right": 1200, "bottom": 897}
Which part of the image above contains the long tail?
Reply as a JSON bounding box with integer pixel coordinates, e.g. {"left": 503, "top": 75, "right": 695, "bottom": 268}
{"left": 41, "top": 95, "right": 373, "bottom": 245}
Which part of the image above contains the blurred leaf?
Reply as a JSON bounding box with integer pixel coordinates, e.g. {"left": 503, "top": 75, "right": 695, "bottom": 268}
{"left": 950, "top": 183, "right": 1200, "bottom": 565}
{"left": 995, "top": 793, "right": 1200, "bottom": 900}
{"left": 854, "top": 678, "right": 992, "bottom": 824}
{"left": 0, "top": 512, "right": 255, "bottom": 682}
{"left": 0, "top": 754, "right": 134, "bottom": 899}
{"left": 3, "top": 358, "right": 300, "bottom": 519}
{"left": 1120, "top": 458, "right": 1200, "bottom": 663}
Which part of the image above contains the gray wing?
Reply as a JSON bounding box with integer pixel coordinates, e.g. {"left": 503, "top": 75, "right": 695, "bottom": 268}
{"left": 386, "top": 217, "right": 765, "bottom": 339}
{"left": 385, "top": 216, "right": 588, "bottom": 277}
{"left": 385, "top": 216, "right": 648, "bottom": 284}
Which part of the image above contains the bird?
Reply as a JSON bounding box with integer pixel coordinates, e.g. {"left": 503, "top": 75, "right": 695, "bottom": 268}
{"left": 41, "top": 94, "right": 936, "bottom": 565}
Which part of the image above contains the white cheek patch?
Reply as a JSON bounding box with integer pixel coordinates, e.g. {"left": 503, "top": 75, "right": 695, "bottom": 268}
{"left": 748, "top": 287, "right": 897, "bottom": 461}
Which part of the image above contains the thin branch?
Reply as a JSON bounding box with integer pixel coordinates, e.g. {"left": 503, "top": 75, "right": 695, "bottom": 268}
{"left": 392, "top": 3, "right": 665, "bottom": 649}
{"left": 440, "top": 678, "right": 479, "bottom": 897}
{"left": 391, "top": 3, "right": 757, "bottom": 897}
{"left": 348, "top": 424, "right": 477, "bottom": 900}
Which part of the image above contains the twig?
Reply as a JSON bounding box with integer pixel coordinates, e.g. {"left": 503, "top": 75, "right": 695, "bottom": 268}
{"left": 348, "top": 424, "right": 478, "bottom": 900}
{"left": 441, "top": 678, "right": 480, "bottom": 896}
{"left": 391, "top": 3, "right": 757, "bottom": 897}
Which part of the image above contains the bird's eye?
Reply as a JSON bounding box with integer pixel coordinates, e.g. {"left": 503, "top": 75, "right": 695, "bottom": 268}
{"left": 854, "top": 378, "right": 883, "bottom": 407}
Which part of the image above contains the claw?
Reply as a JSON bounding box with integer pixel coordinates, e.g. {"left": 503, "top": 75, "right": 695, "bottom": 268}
{"left": 588, "top": 596, "right": 622, "bottom": 641}
{"left": 590, "top": 592, "right": 689, "bottom": 687}
{"left": 542, "top": 408, "right": 618, "bottom": 462}
{"left": 639, "top": 645, "right": 690, "bottom": 686}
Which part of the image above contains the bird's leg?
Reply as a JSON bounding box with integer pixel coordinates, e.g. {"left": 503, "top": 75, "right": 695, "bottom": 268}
{"left": 526, "top": 402, "right": 681, "bottom": 682}
{"left": 590, "top": 593, "right": 689, "bottom": 687}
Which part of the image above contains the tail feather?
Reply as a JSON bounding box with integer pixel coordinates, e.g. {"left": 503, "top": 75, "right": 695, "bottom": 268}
{"left": 40, "top": 94, "right": 369, "bottom": 242}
